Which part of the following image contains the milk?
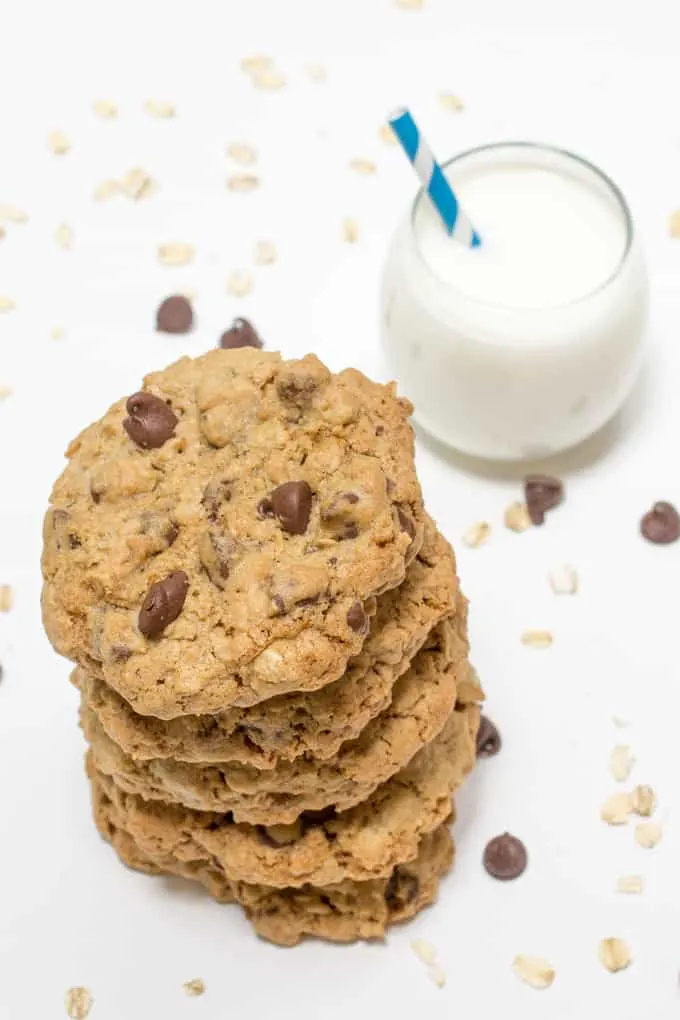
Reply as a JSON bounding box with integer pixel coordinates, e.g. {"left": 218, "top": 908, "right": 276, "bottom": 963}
{"left": 381, "top": 143, "right": 649, "bottom": 460}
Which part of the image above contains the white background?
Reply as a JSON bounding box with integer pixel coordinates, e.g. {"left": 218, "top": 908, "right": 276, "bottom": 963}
{"left": 1, "top": 1, "right": 679, "bottom": 1017}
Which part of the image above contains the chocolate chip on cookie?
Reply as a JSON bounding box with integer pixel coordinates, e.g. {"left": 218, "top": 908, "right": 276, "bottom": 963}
{"left": 138, "top": 570, "right": 189, "bottom": 638}
{"left": 219, "top": 317, "right": 263, "bottom": 350}
{"left": 156, "top": 295, "right": 193, "bottom": 334}
{"left": 202, "top": 479, "right": 233, "bottom": 522}
{"left": 483, "top": 833, "right": 527, "bottom": 880}
{"left": 346, "top": 601, "right": 368, "bottom": 633}
{"left": 269, "top": 481, "right": 312, "bottom": 535}
{"left": 385, "top": 867, "right": 419, "bottom": 911}
{"left": 123, "top": 392, "right": 178, "bottom": 449}
{"left": 321, "top": 492, "right": 360, "bottom": 540}
{"left": 524, "top": 474, "right": 563, "bottom": 526}
{"left": 476, "top": 715, "right": 502, "bottom": 758}
{"left": 199, "top": 531, "right": 238, "bottom": 588}
{"left": 640, "top": 501, "right": 680, "bottom": 544}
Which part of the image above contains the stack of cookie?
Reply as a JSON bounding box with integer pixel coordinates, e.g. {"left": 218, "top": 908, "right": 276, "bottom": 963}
{"left": 41, "top": 348, "right": 481, "bottom": 946}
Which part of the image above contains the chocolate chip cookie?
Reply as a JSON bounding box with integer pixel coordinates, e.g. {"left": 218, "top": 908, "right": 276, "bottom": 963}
{"left": 42, "top": 349, "right": 425, "bottom": 717}
{"left": 83, "top": 618, "right": 468, "bottom": 823}
{"left": 86, "top": 701, "right": 478, "bottom": 887}
{"left": 77, "top": 520, "right": 464, "bottom": 768}
{"left": 92, "top": 773, "right": 455, "bottom": 946}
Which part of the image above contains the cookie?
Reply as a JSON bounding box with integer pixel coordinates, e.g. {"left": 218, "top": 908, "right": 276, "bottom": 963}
{"left": 92, "top": 772, "right": 455, "bottom": 946}
{"left": 42, "top": 349, "right": 425, "bottom": 717}
{"left": 76, "top": 521, "right": 463, "bottom": 768}
{"left": 86, "top": 702, "right": 478, "bottom": 887}
{"left": 83, "top": 618, "right": 467, "bottom": 823}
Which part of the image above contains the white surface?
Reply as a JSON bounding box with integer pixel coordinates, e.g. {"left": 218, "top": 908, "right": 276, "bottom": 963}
{"left": 382, "top": 141, "right": 650, "bottom": 458}
{"left": 415, "top": 150, "right": 627, "bottom": 308}
{"left": 1, "top": 1, "right": 680, "bottom": 1018}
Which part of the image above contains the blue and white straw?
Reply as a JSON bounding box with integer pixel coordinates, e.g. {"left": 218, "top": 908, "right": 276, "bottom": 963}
{"left": 389, "top": 107, "right": 481, "bottom": 248}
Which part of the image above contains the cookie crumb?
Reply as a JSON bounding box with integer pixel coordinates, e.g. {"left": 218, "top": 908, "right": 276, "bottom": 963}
{"left": 121, "top": 167, "right": 157, "bottom": 201}
{"left": 226, "top": 270, "right": 253, "bottom": 297}
{"left": 379, "top": 124, "right": 397, "bottom": 146}
{"left": 254, "top": 240, "right": 277, "bottom": 266}
{"left": 64, "top": 986, "right": 93, "bottom": 1018}
{"left": 410, "top": 938, "right": 437, "bottom": 965}
{"left": 548, "top": 564, "right": 578, "bottom": 595}
{"left": 157, "top": 243, "right": 195, "bottom": 267}
{"left": 512, "top": 955, "right": 555, "bottom": 990}
{"left": 305, "top": 63, "right": 327, "bottom": 83}
{"left": 668, "top": 210, "right": 680, "bottom": 237}
{"left": 598, "top": 938, "right": 632, "bottom": 973}
{"left": 183, "top": 978, "right": 205, "bottom": 997}
{"left": 601, "top": 792, "right": 633, "bottom": 825}
{"left": 93, "top": 100, "right": 118, "bottom": 119}
{"left": 520, "top": 629, "right": 553, "bottom": 649}
{"left": 93, "top": 179, "right": 122, "bottom": 202}
{"left": 635, "top": 821, "right": 662, "bottom": 848}
{"left": 0, "top": 204, "right": 28, "bottom": 224}
{"left": 227, "top": 142, "right": 257, "bottom": 165}
{"left": 342, "top": 217, "right": 360, "bottom": 243}
{"left": 49, "top": 130, "right": 71, "bottom": 155}
{"left": 439, "top": 92, "right": 465, "bottom": 111}
{"left": 610, "top": 745, "right": 634, "bottom": 783}
{"left": 54, "top": 222, "right": 74, "bottom": 250}
{"left": 349, "top": 158, "right": 377, "bottom": 176}
{"left": 504, "top": 501, "right": 532, "bottom": 532}
{"left": 144, "top": 99, "right": 176, "bottom": 118}
{"left": 631, "top": 784, "right": 655, "bottom": 817}
{"left": 616, "top": 874, "right": 644, "bottom": 894}
{"left": 0, "top": 297, "right": 16, "bottom": 313}
{"left": 227, "top": 174, "right": 260, "bottom": 193}
{"left": 462, "top": 521, "right": 491, "bottom": 548}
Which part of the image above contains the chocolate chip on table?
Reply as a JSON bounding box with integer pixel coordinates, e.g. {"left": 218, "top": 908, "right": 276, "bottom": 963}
{"left": 524, "top": 474, "right": 564, "bottom": 526}
{"left": 269, "top": 481, "right": 312, "bottom": 535}
{"left": 346, "top": 601, "right": 367, "bottom": 632}
{"left": 640, "top": 501, "right": 680, "bottom": 544}
{"left": 156, "top": 295, "right": 193, "bottom": 334}
{"left": 476, "top": 715, "right": 502, "bottom": 758}
{"left": 138, "top": 570, "right": 189, "bottom": 638}
{"left": 483, "top": 833, "right": 527, "bottom": 880}
{"left": 123, "top": 392, "right": 178, "bottom": 449}
{"left": 219, "top": 317, "right": 263, "bottom": 350}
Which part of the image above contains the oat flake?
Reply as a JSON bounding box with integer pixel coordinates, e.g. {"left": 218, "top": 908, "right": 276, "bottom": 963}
{"left": 227, "top": 142, "right": 257, "bottom": 166}
{"left": 463, "top": 521, "right": 491, "bottom": 548}
{"left": 428, "top": 964, "right": 446, "bottom": 988}
{"left": 121, "top": 168, "right": 156, "bottom": 201}
{"left": 395, "top": 0, "right": 424, "bottom": 8}
{"left": 93, "top": 179, "right": 122, "bottom": 202}
{"left": 521, "top": 629, "right": 553, "bottom": 649}
{"left": 144, "top": 99, "right": 176, "bottom": 118}
{"left": 504, "top": 501, "right": 532, "bottom": 532}
{"left": 631, "top": 784, "right": 655, "bottom": 817}
{"left": 349, "top": 158, "right": 377, "bottom": 176}
{"left": 64, "top": 986, "right": 92, "bottom": 1018}
{"left": 0, "top": 385, "right": 12, "bottom": 400}
{"left": 254, "top": 240, "right": 277, "bottom": 266}
{"left": 51, "top": 326, "right": 66, "bottom": 340}
{"left": 0, "top": 205, "right": 28, "bottom": 224}
{"left": 512, "top": 955, "right": 555, "bottom": 990}
{"left": 548, "top": 564, "right": 578, "bottom": 595}
{"left": 610, "top": 745, "right": 634, "bottom": 783}
{"left": 669, "top": 210, "right": 680, "bottom": 237}
{"left": 157, "top": 243, "right": 194, "bottom": 267}
{"left": 241, "top": 54, "right": 274, "bottom": 74}
{"left": 226, "top": 270, "right": 253, "bottom": 297}
{"left": 410, "top": 938, "right": 437, "bottom": 965}
{"left": 379, "top": 124, "right": 397, "bottom": 146}
{"left": 0, "top": 297, "right": 16, "bottom": 313}
{"left": 616, "top": 874, "right": 644, "bottom": 894}
{"left": 305, "top": 63, "right": 327, "bottom": 83}
{"left": 49, "top": 130, "right": 71, "bottom": 155}
{"left": 54, "top": 222, "right": 73, "bottom": 250}
{"left": 598, "top": 938, "right": 632, "bottom": 973}
{"left": 93, "top": 99, "right": 118, "bottom": 119}
{"left": 601, "top": 792, "right": 633, "bottom": 825}
{"left": 439, "top": 92, "right": 465, "bottom": 112}
{"left": 227, "top": 174, "right": 260, "bottom": 193}
{"left": 635, "top": 821, "right": 662, "bottom": 848}
{"left": 342, "top": 217, "right": 360, "bottom": 243}
{"left": 251, "top": 69, "right": 286, "bottom": 91}
{"left": 183, "top": 978, "right": 205, "bottom": 997}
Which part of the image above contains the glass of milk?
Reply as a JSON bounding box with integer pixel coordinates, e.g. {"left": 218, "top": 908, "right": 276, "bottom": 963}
{"left": 381, "top": 142, "right": 649, "bottom": 460}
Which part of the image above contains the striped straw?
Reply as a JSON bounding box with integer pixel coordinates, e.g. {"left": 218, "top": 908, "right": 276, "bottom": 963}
{"left": 389, "top": 106, "right": 481, "bottom": 248}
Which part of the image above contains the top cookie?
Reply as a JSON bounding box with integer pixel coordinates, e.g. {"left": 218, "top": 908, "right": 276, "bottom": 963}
{"left": 42, "top": 349, "right": 424, "bottom": 717}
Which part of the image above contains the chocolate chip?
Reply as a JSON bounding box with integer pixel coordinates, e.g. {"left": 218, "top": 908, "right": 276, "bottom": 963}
{"left": 483, "top": 833, "right": 527, "bottom": 880}
{"left": 138, "top": 570, "right": 189, "bottom": 638}
{"left": 476, "top": 715, "right": 502, "bottom": 758}
{"left": 384, "top": 867, "right": 419, "bottom": 911}
{"left": 270, "top": 481, "right": 312, "bottom": 535}
{"left": 156, "top": 295, "right": 193, "bottom": 334}
{"left": 397, "top": 507, "right": 416, "bottom": 542}
{"left": 524, "top": 474, "right": 564, "bottom": 525}
{"left": 123, "top": 392, "right": 178, "bottom": 450}
{"left": 640, "top": 501, "right": 680, "bottom": 544}
{"left": 219, "top": 317, "right": 263, "bottom": 350}
{"left": 202, "top": 479, "right": 232, "bottom": 522}
{"left": 346, "top": 601, "right": 367, "bottom": 633}
{"left": 111, "top": 644, "right": 132, "bottom": 662}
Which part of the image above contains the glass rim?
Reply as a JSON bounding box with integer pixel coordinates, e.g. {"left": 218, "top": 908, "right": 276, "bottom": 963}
{"left": 408, "top": 140, "right": 635, "bottom": 312}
